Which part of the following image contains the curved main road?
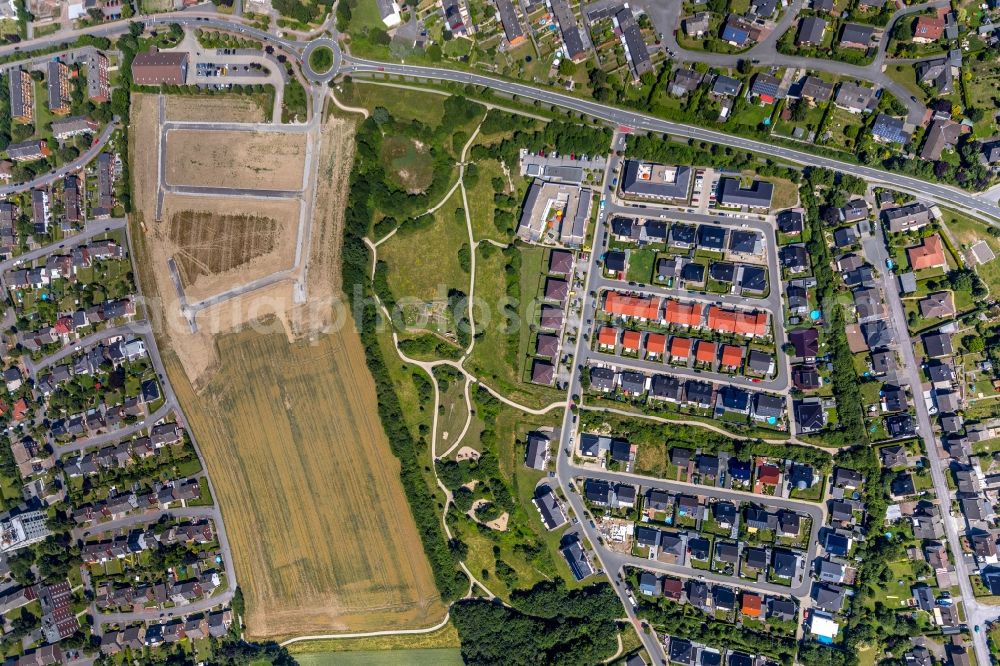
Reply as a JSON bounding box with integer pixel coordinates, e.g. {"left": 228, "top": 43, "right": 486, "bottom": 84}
{"left": 342, "top": 56, "right": 1000, "bottom": 224}
{"left": 0, "top": 10, "right": 992, "bottom": 223}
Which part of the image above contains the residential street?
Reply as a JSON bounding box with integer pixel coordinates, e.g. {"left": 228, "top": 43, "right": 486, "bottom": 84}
{"left": 0, "top": 217, "right": 126, "bottom": 274}
{"left": 861, "top": 226, "right": 992, "bottom": 666}
{"left": 0, "top": 121, "right": 119, "bottom": 197}
{"left": 0, "top": 7, "right": 997, "bottom": 662}
{"left": 638, "top": 0, "right": 950, "bottom": 126}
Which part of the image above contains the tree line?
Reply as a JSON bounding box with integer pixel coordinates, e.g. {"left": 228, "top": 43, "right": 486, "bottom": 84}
{"left": 340, "top": 113, "right": 467, "bottom": 601}
{"left": 451, "top": 580, "right": 621, "bottom": 665}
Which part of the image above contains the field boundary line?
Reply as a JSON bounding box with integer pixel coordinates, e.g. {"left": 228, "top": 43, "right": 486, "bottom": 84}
{"left": 279, "top": 613, "right": 451, "bottom": 646}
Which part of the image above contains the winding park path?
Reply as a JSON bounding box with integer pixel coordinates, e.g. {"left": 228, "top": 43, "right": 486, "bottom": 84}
{"left": 579, "top": 404, "right": 843, "bottom": 450}
{"left": 278, "top": 613, "right": 452, "bottom": 647}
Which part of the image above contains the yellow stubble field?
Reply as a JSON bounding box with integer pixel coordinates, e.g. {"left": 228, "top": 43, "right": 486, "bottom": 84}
{"left": 130, "top": 92, "right": 445, "bottom": 640}
{"left": 163, "top": 324, "right": 446, "bottom": 639}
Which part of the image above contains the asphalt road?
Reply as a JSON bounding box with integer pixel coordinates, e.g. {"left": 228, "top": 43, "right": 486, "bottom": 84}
{"left": 0, "top": 217, "right": 126, "bottom": 273}
{"left": 592, "top": 182, "right": 790, "bottom": 393}
{"left": 25, "top": 322, "right": 148, "bottom": 378}
{"left": 861, "top": 226, "right": 992, "bottom": 666}
{"left": 552, "top": 133, "right": 819, "bottom": 661}
{"left": 56, "top": 401, "right": 176, "bottom": 456}
{"left": 1, "top": 12, "right": 994, "bottom": 227}
{"left": 0, "top": 12, "right": 990, "bottom": 651}
{"left": 343, "top": 57, "right": 1000, "bottom": 225}
{"left": 573, "top": 465, "right": 822, "bottom": 597}
{"left": 0, "top": 120, "right": 119, "bottom": 197}
{"left": 640, "top": 0, "right": 950, "bottom": 127}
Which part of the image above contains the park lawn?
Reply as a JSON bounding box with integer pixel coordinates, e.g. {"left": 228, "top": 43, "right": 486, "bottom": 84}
{"left": 465, "top": 158, "right": 511, "bottom": 243}
{"left": 346, "top": 0, "right": 390, "bottom": 36}
{"left": 382, "top": 134, "right": 436, "bottom": 192}
{"left": 380, "top": 188, "right": 470, "bottom": 302}
{"left": 454, "top": 403, "right": 573, "bottom": 600}
{"left": 438, "top": 379, "right": 470, "bottom": 446}
{"left": 465, "top": 244, "right": 563, "bottom": 409}
{"left": 627, "top": 249, "right": 656, "bottom": 283}
{"left": 287, "top": 623, "right": 460, "bottom": 655}
{"left": 374, "top": 325, "right": 443, "bottom": 503}
{"left": 340, "top": 80, "right": 448, "bottom": 126}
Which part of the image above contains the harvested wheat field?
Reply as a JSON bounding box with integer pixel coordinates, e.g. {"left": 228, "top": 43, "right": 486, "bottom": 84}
{"left": 164, "top": 326, "right": 446, "bottom": 639}
{"left": 129, "top": 96, "right": 444, "bottom": 639}
{"left": 164, "top": 129, "right": 306, "bottom": 190}
{"left": 165, "top": 94, "right": 266, "bottom": 123}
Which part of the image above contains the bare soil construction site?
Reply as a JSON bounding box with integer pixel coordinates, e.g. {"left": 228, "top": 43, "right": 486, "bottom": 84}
{"left": 130, "top": 93, "right": 443, "bottom": 639}
{"left": 160, "top": 195, "right": 300, "bottom": 304}
{"left": 164, "top": 94, "right": 267, "bottom": 123}
{"left": 164, "top": 129, "right": 307, "bottom": 191}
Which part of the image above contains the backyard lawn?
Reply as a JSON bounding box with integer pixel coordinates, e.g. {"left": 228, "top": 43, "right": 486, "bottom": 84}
{"left": 941, "top": 208, "right": 1000, "bottom": 297}
{"left": 627, "top": 249, "right": 657, "bottom": 283}
{"left": 965, "top": 50, "right": 1000, "bottom": 138}
{"left": 821, "top": 106, "right": 867, "bottom": 153}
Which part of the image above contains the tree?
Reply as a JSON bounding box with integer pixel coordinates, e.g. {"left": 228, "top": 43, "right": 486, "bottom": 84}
{"left": 791, "top": 101, "right": 808, "bottom": 122}
{"left": 558, "top": 59, "right": 577, "bottom": 76}
{"left": 964, "top": 335, "right": 985, "bottom": 353}
{"left": 894, "top": 18, "right": 914, "bottom": 41}
{"left": 948, "top": 268, "right": 974, "bottom": 292}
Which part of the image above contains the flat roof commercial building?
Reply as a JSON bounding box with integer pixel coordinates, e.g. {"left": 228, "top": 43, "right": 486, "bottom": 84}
{"left": 620, "top": 160, "right": 692, "bottom": 202}
{"left": 518, "top": 178, "right": 591, "bottom": 246}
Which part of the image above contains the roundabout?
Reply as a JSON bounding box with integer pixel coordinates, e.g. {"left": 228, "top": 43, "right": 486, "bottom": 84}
{"left": 302, "top": 37, "right": 342, "bottom": 83}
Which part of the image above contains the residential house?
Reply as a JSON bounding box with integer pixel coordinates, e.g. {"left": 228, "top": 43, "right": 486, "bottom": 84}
{"left": 797, "top": 16, "right": 827, "bottom": 46}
